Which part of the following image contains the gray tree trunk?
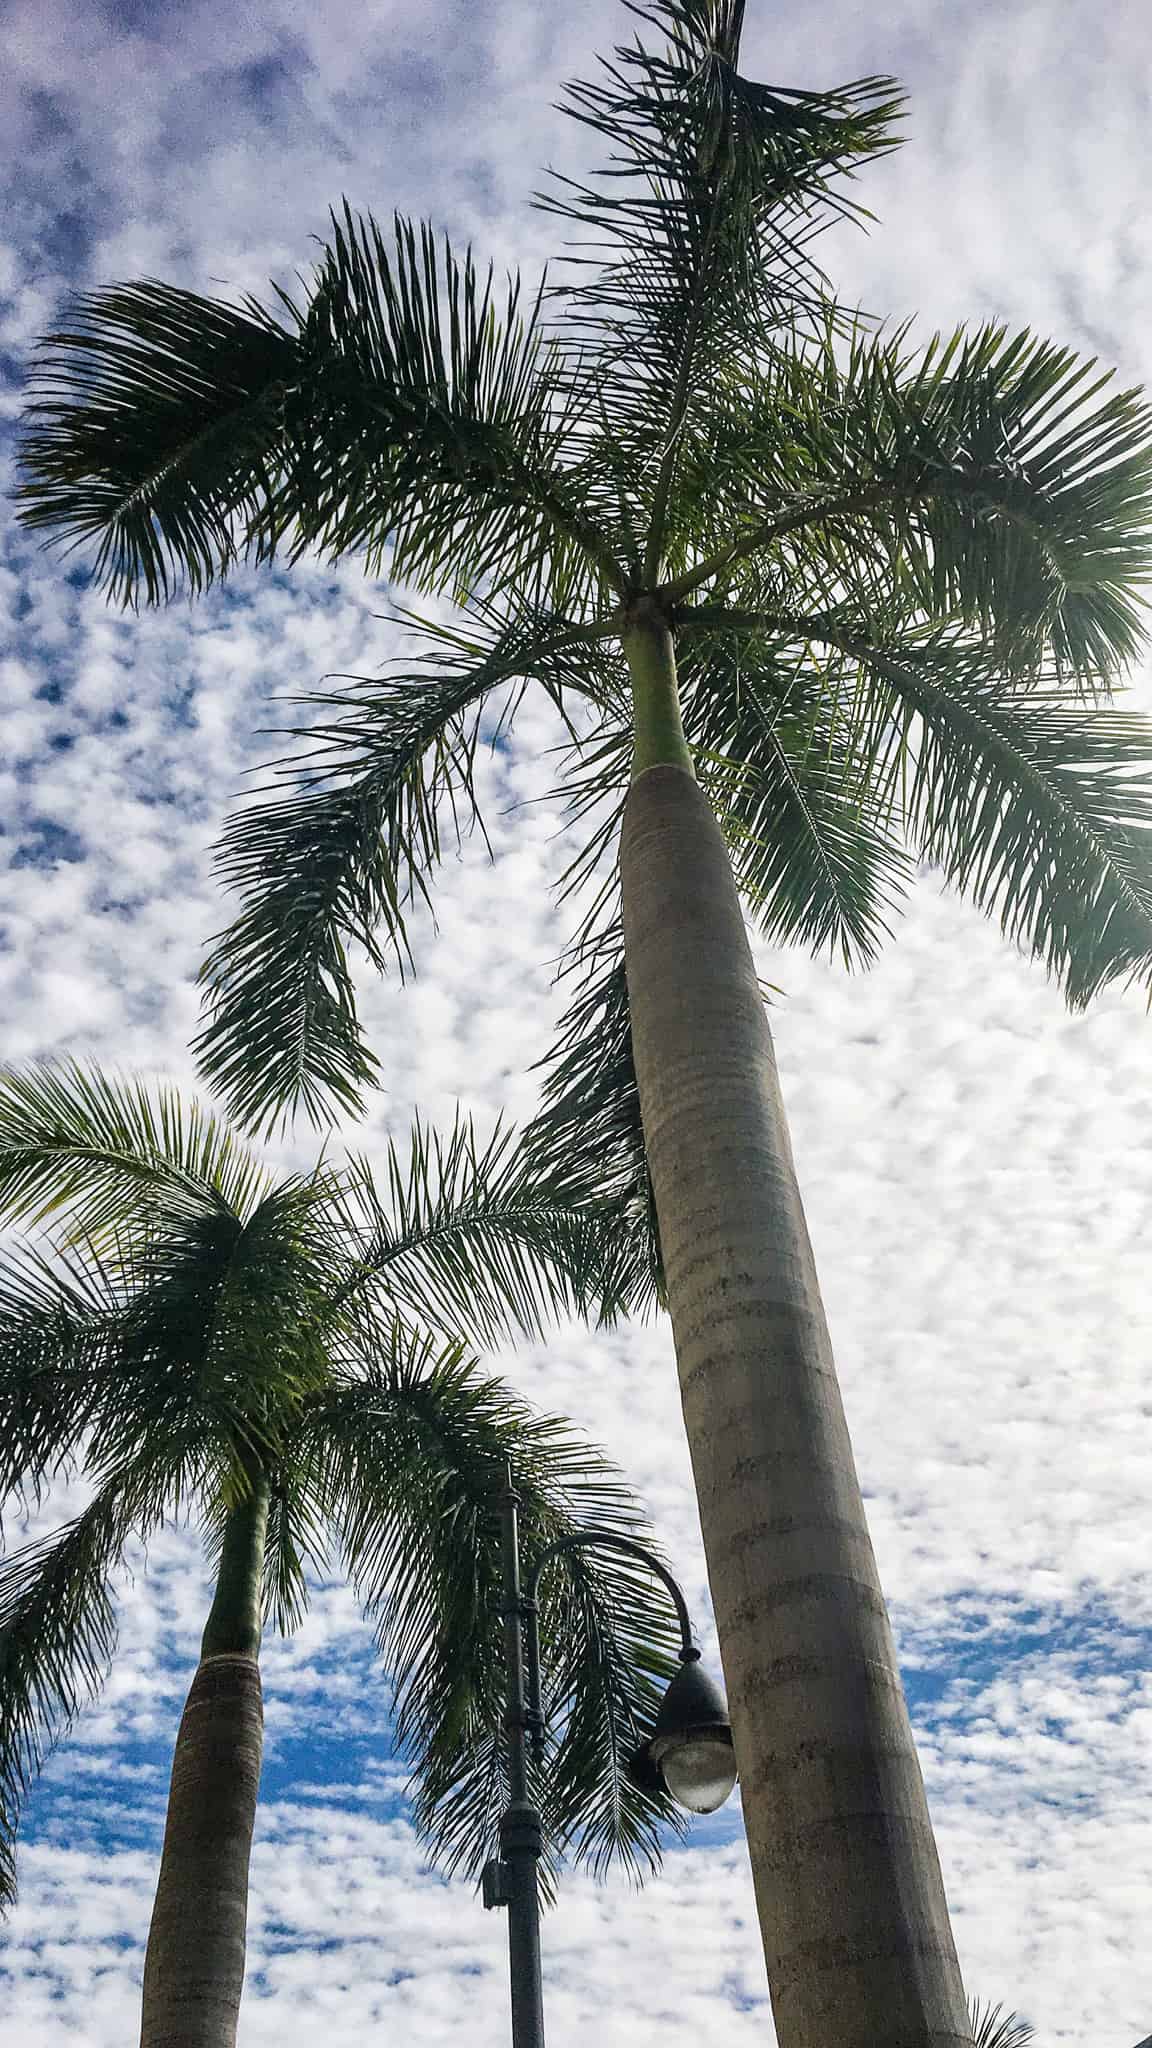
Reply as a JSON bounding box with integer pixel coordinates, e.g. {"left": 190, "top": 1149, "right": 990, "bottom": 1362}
{"left": 620, "top": 761, "right": 970, "bottom": 2048}
{"left": 139, "top": 1652, "right": 264, "bottom": 2048}
{"left": 140, "top": 1479, "right": 268, "bottom": 2048}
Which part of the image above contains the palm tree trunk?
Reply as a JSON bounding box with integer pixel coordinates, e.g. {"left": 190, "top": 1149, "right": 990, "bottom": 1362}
{"left": 620, "top": 609, "right": 970, "bottom": 2048}
{"left": 140, "top": 1476, "right": 269, "bottom": 2048}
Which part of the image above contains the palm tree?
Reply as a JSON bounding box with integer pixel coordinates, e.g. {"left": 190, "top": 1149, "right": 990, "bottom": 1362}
{"left": 0, "top": 1062, "right": 681, "bottom": 2048}
{"left": 16, "top": 3, "right": 1152, "bottom": 2039}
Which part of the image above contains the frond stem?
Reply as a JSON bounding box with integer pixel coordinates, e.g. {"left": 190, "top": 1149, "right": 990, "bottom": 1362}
{"left": 660, "top": 480, "right": 909, "bottom": 603}
{"left": 659, "top": 462, "right": 1086, "bottom": 608}
{"left": 641, "top": 175, "right": 731, "bottom": 584}
{"left": 530, "top": 480, "right": 632, "bottom": 600}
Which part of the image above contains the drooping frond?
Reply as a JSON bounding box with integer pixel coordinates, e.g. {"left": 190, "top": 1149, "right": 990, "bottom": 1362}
{"left": 0, "top": 1464, "right": 180, "bottom": 1907}
{"left": 681, "top": 627, "right": 912, "bottom": 962}
{"left": 194, "top": 665, "right": 491, "bottom": 1132}
{"left": 195, "top": 604, "right": 615, "bottom": 1131}
{"left": 526, "top": 1511, "right": 684, "bottom": 1878}
{"left": 312, "top": 1323, "right": 682, "bottom": 1883}
{"left": 333, "top": 1113, "right": 643, "bottom": 1342}
{"left": 0, "top": 1060, "right": 268, "bottom": 1244}
{"left": 258, "top": 1467, "right": 332, "bottom": 1638}
{"left": 0, "top": 1242, "right": 120, "bottom": 1501}
{"left": 15, "top": 281, "right": 300, "bottom": 604}
{"left": 837, "top": 628, "right": 1152, "bottom": 1006}
{"left": 523, "top": 954, "right": 661, "bottom": 1314}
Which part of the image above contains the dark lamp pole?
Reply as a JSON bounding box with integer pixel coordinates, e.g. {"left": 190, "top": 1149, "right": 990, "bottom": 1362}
{"left": 483, "top": 1470, "right": 736, "bottom": 2048}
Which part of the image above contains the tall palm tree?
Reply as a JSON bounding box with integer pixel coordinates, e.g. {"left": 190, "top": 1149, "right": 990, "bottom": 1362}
{"left": 16, "top": 4, "right": 1152, "bottom": 2040}
{"left": 0, "top": 1062, "right": 681, "bottom": 2048}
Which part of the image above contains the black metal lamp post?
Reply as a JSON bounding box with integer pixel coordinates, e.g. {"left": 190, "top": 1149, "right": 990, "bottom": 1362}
{"left": 482, "top": 1470, "right": 737, "bottom": 2048}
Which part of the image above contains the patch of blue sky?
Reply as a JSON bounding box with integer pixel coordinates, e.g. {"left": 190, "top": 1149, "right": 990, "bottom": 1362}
{"left": 901, "top": 1597, "right": 1152, "bottom": 1686}
{"left": 8, "top": 815, "right": 87, "bottom": 866}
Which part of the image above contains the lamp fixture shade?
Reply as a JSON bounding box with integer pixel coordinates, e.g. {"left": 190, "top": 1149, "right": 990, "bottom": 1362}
{"left": 627, "top": 1654, "right": 736, "bottom": 1814}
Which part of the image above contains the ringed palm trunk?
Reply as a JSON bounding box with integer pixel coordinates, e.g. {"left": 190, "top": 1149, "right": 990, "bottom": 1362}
{"left": 620, "top": 602, "right": 970, "bottom": 2048}
{"left": 140, "top": 1476, "right": 269, "bottom": 2048}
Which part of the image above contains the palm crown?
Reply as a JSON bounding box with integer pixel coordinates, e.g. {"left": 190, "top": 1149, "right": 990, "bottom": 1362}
{"left": 0, "top": 1062, "right": 682, "bottom": 1909}
{"left": 16, "top": 0, "right": 1152, "bottom": 1149}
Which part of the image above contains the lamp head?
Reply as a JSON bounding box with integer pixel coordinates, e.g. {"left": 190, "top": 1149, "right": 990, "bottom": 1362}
{"left": 627, "top": 1651, "right": 737, "bottom": 1815}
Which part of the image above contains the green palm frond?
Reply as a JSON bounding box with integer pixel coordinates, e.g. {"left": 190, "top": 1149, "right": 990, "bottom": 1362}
{"left": 257, "top": 1468, "right": 332, "bottom": 1638}
{"left": 0, "top": 1060, "right": 268, "bottom": 1242}
{"left": 543, "top": 3, "right": 900, "bottom": 573}
{"left": 0, "top": 1461, "right": 187, "bottom": 1907}
{"left": 312, "top": 1322, "right": 681, "bottom": 1884}
{"left": 15, "top": 281, "right": 300, "bottom": 604}
{"left": 0, "top": 1169, "right": 344, "bottom": 1510}
{"left": 840, "top": 629, "right": 1152, "bottom": 1006}
{"left": 285, "top": 208, "right": 624, "bottom": 604}
{"left": 682, "top": 630, "right": 912, "bottom": 962}
{"left": 523, "top": 954, "right": 661, "bottom": 1313}
{"left": 969, "top": 2002, "right": 1034, "bottom": 2048}
{"left": 334, "top": 1114, "right": 642, "bottom": 1342}
{"left": 194, "top": 605, "right": 603, "bottom": 1130}
{"left": 528, "top": 1520, "right": 684, "bottom": 1878}
{"left": 16, "top": 209, "right": 625, "bottom": 611}
{"left": 685, "top": 324, "right": 1152, "bottom": 680}
{"left": 0, "top": 1242, "right": 120, "bottom": 1500}
{"left": 96, "top": 1183, "right": 341, "bottom": 1474}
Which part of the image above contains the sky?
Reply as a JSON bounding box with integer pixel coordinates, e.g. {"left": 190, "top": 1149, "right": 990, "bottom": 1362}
{"left": 2, "top": 0, "right": 1152, "bottom": 2043}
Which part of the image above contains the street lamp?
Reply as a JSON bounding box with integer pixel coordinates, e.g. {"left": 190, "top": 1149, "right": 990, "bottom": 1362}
{"left": 482, "top": 1471, "right": 737, "bottom": 2048}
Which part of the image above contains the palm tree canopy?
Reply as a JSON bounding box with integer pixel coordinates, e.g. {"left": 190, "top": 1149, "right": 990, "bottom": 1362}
{"left": 0, "top": 1062, "right": 684, "bottom": 1909}
{"left": 16, "top": 0, "right": 1152, "bottom": 1133}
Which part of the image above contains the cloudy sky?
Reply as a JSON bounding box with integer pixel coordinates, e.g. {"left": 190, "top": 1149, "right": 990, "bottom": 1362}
{"left": 3, "top": 0, "right": 1152, "bottom": 2043}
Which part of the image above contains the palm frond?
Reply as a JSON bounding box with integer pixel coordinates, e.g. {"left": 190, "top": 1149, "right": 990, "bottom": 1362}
{"left": 333, "top": 1114, "right": 644, "bottom": 1343}
{"left": 0, "top": 1464, "right": 180, "bottom": 1907}
{"left": 0, "top": 1176, "right": 343, "bottom": 1501}
{"left": 682, "top": 628, "right": 912, "bottom": 961}
{"left": 259, "top": 1469, "right": 332, "bottom": 1638}
{"left": 0, "top": 1241, "right": 120, "bottom": 1501}
{"left": 95, "top": 1180, "right": 341, "bottom": 1476}
{"left": 311, "top": 1322, "right": 682, "bottom": 1884}
{"left": 16, "top": 281, "right": 303, "bottom": 604}
{"left": 969, "top": 2001, "right": 1034, "bottom": 2048}
{"left": 523, "top": 954, "right": 661, "bottom": 1314}
{"left": 0, "top": 1060, "right": 268, "bottom": 1243}
{"left": 195, "top": 606, "right": 614, "bottom": 1132}
{"left": 671, "top": 324, "right": 1152, "bottom": 685}
{"left": 16, "top": 211, "right": 626, "bottom": 610}
{"left": 543, "top": 2, "right": 901, "bottom": 572}
{"left": 283, "top": 207, "right": 625, "bottom": 604}
{"left": 841, "top": 629, "right": 1152, "bottom": 1006}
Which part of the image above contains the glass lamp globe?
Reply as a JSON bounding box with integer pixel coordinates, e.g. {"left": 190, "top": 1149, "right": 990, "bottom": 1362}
{"left": 652, "top": 1732, "right": 738, "bottom": 1815}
